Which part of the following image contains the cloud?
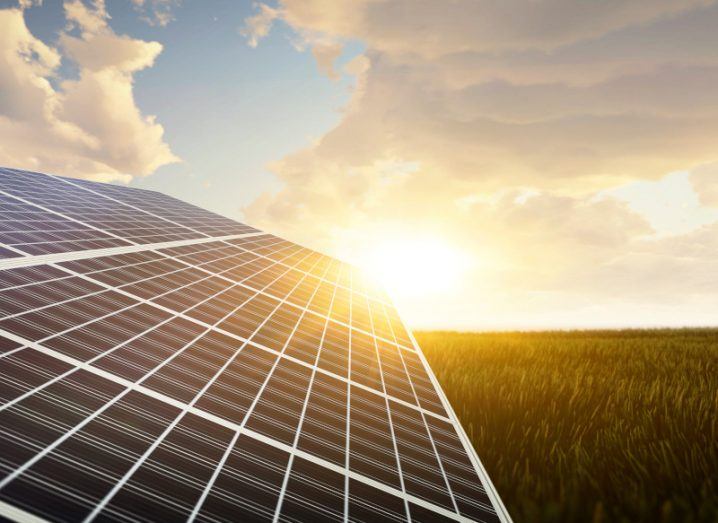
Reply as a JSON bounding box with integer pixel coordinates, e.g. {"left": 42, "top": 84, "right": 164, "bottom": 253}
{"left": 242, "top": 2, "right": 346, "bottom": 82}
{"left": 276, "top": 0, "right": 711, "bottom": 56}
{"left": 130, "top": 0, "right": 180, "bottom": 27}
{"left": 246, "top": 0, "right": 718, "bottom": 204}
{"left": 63, "top": 0, "right": 110, "bottom": 35}
{"left": 244, "top": 0, "right": 718, "bottom": 327}
{"left": 241, "top": 2, "right": 279, "bottom": 48}
{"left": 311, "top": 41, "right": 343, "bottom": 80}
{"left": 690, "top": 163, "right": 718, "bottom": 207}
{"left": 0, "top": 2, "right": 177, "bottom": 182}
{"left": 17, "top": 0, "right": 42, "bottom": 9}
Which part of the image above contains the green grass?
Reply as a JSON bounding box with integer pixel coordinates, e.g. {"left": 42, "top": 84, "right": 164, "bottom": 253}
{"left": 415, "top": 329, "right": 718, "bottom": 523}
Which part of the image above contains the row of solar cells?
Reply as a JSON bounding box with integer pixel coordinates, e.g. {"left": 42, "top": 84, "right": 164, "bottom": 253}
{"left": 0, "top": 167, "right": 258, "bottom": 256}
{"left": 0, "top": 236, "right": 410, "bottom": 354}
{"left": 0, "top": 337, "right": 497, "bottom": 522}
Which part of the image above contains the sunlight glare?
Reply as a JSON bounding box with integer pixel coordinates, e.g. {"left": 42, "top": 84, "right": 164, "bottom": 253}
{"left": 359, "top": 237, "right": 469, "bottom": 300}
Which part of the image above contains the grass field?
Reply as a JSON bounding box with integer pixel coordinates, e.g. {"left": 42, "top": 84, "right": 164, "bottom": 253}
{"left": 415, "top": 329, "right": 718, "bottom": 523}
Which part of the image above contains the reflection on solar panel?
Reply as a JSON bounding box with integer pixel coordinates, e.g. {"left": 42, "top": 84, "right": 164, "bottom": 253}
{"left": 0, "top": 167, "right": 511, "bottom": 523}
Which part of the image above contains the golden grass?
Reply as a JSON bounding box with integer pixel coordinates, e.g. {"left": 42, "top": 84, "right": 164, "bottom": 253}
{"left": 415, "top": 329, "right": 718, "bottom": 523}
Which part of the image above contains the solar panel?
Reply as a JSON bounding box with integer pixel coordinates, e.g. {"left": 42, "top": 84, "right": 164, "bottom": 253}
{"left": 0, "top": 167, "right": 511, "bottom": 523}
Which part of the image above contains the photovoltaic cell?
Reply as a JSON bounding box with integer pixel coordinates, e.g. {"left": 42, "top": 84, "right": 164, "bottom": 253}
{"left": 0, "top": 335, "right": 22, "bottom": 356}
{"left": 279, "top": 457, "right": 345, "bottom": 522}
{"left": 0, "top": 167, "right": 510, "bottom": 523}
{"left": 0, "top": 247, "right": 21, "bottom": 260}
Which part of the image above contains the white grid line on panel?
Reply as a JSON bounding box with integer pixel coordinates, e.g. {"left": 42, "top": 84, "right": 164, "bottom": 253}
{"left": 184, "top": 429, "right": 240, "bottom": 522}
{"left": 186, "top": 250, "right": 328, "bottom": 522}
{"left": 1, "top": 292, "right": 162, "bottom": 368}
{"left": 0, "top": 343, "right": 26, "bottom": 361}
{"left": 4, "top": 256, "right": 208, "bottom": 299}
{"left": 378, "top": 300, "right": 401, "bottom": 347}
{"left": 26, "top": 240, "right": 290, "bottom": 355}
{"left": 0, "top": 270, "right": 77, "bottom": 294}
{"left": 363, "top": 292, "right": 412, "bottom": 522}
{"left": 0, "top": 243, "right": 28, "bottom": 258}
{"left": 0, "top": 233, "right": 264, "bottom": 272}
{"left": 0, "top": 279, "right": 125, "bottom": 323}
{"left": 0, "top": 222, "right": 180, "bottom": 243}
{"left": 0, "top": 326, "right": 478, "bottom": 523}
{"left": 153, "top": 241, "right": 319, "bottom": 298}
{"left": 158, "top": 241, "right": 324, "bottom": 292}
{"left": 0, "top": 500, "right": 51, "bottom": 523}
{"left": 122, "top": 238, "right": 297, "bottom": 294}
{"left": 81, "top": 250, "right": 322, "bottom": 522}
{"left": 271, "top": 261, "right": 341, "bottom": 522}
{"left": 175, "top": 257, "right": 414, "bottom": 352}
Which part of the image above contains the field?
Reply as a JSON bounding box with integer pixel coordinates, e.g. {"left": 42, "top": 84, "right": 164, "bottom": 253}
{"left": 416, "top": 329, "right": 718, "bottom": 523}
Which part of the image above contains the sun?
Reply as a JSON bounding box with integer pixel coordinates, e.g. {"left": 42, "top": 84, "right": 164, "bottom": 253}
{"left": 358, "top": 236, "right": 469, "bottom": 300}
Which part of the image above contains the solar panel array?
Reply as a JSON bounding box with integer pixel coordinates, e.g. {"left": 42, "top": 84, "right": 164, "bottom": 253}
{"left": 0, "top": 167, "right": 511, "bottom": 523}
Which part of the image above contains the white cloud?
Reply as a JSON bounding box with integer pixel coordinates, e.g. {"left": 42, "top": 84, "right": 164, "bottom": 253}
{"left": 241, "top": 2, "right": 346, "bottom": 82}
{"left": 64, "top": 0, "right": 108, "bottom": 35}
{"left": 240, "top": 3, "right": 279, "bottom": 48}
{"left": 690, "top": 163, "right": 718, "bottom": 207}
{"left": 0, "top": 2, "right": 177, "bottom": 182}
{"left": 311, "top": 41, "right": 343, "bottom": 80}
{"left": 17, "top": 0, "right": 42, "bottom": 9}
{"left": 130, "top": 0, "right": 180, "bottom": 27}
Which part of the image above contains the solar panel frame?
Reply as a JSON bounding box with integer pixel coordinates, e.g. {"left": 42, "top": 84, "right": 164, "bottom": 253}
{"left": 0, "top": 167, "right": 511, "bottom": 523}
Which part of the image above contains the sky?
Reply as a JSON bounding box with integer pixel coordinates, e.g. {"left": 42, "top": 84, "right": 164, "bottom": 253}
{"left": 1, "top": 0, "right": 717, "bottom": 330}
